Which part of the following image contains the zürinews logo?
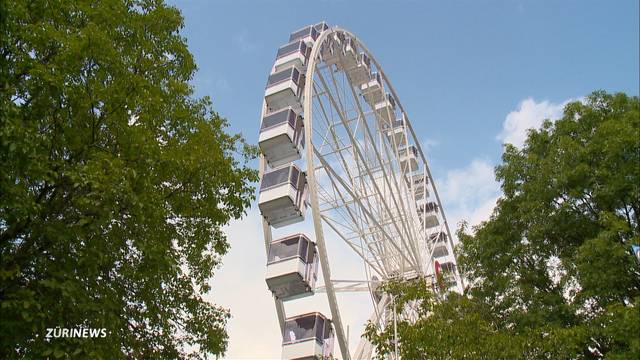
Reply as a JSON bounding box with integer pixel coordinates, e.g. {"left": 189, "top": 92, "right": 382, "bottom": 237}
{"left": 46, "top": 328, "right": 107, "bottom": 339}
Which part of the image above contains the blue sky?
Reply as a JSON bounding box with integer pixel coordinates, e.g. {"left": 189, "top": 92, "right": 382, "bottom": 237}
{"left": 167, "top": 1, "right": 638, "bottom": 358}
{"left": 171, "top": 0, "right": 638, "bottom": 177}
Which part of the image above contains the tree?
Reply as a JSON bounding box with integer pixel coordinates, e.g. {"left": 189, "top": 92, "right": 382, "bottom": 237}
{"left": 365, "top": 91, "right": 640, "bottom": 359}
{"left": 0, "top": 0, "right": 257, "bottom": 358}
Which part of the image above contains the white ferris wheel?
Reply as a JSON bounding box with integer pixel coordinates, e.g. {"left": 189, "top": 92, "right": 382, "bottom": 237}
{"left": 257, "top": 22, "right": 463, "bottom": 359}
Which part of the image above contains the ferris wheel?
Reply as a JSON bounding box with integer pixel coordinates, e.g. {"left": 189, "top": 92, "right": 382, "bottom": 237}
{"left": 257, "top": 22, "right": 463, "bottom": 359}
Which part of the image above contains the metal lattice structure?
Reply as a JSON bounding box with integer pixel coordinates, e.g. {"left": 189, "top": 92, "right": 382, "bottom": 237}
{"left": 258, "top": 22, "right": 463, "bottom": 359}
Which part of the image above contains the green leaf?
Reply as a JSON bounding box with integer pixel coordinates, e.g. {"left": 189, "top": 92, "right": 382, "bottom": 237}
{"left": 53, "top": 349, "right": 64, "bottom": 358}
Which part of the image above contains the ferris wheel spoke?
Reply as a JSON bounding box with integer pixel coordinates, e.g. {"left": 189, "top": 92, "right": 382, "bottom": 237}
{"left": 315, "top": 70, "right": 421, "bottom": 272}
{"left": 318, "top": 155, "right": 401, "bottom": 274}
{"left": 319, "top": 215, "right": 385, "bottom": 276}
{"left": 313, "top": 146, "right": 416, "bottom": 271}
{"left": 319, "top": 172, "right": 389, "bottom": 272}
{"left": 325, "top": 67, "right": 350, "bottom": 124}
{"left": 311, "top": 81, "right": 387, "bottom": 257}
{"left": 313, "top": 89, "right": 358, "bottom": 190}
{"left": 317, "top": 161, "right": 389, "bottom": 264}
{"left": 311, "top": 106, "right": 334, "bottom": 153}
{"left": 321, "top": 78, "right": 418, "bottom": 264}
{"left": 342, "top": 77, "right": 426, "bottom": 275}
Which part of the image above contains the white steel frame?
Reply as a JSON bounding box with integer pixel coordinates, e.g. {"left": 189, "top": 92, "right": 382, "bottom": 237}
{"left": 260, "top": 27, "right": 463, "bottom": 360}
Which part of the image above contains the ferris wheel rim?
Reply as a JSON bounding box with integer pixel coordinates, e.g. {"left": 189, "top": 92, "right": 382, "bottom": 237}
{"left": 302, "top": 26, "right": 351, "bottom": 360}
{"left": 302, "top": 26, "right": 433, "bottom": 360}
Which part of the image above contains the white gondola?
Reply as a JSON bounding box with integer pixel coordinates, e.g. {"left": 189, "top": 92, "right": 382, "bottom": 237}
{"left": 282, "top": 312, "right": 334, "bottom": 360}
{"left": 412, "top": 173, "right": 428, "bottom": 200}
{"left": 440, "top": 262, "right": 457, "bottom": 287}
{"left": 313, "top": 21, "right": 329, "bottom": 32}
{"left": 339, "top": 37, "right": 358, "bottom": 70}
{"left": 423, "top": 214, "right": 439, "bottom": 228}
{"left": 418, "top": 201, "right": 439, "bottom": 228}
{"left": 320, "top": 39, "right": 341, "bottom": 67}
{"left": 332, "top": 31, "right": 346, "bottom": 49}
{"left": 345, "top": 52, "right": 371, "bottom": 87}
{"left": 398, "top": 145, "right": 419, "bottom": 172}
{"left": 429, "top": 231, "right": 449, "bottom": 258}
{"left": 429, "top": 231, "right": 447, "bottom": 243}
{"left": 405, "top": 171, "right": 428, "bottom": 199}
{"left": 266, "top": 234, "right": 318, "bottom": 301}
{"left": 322, "top": 32, "right": 347, "bottom": 67}
{"left": 361, "top": 72, "right": 384, "bottom": 105}
{"left": 386, "top": 116, "right": 406, "bottom": 145}
{"left": 259, "top": 107, "right": 304, "bottom": 168}
{"left": 432, "top": 244, "right": 449, "bottom": 258}
{"left": 265, "top": 65, "right": 305, "bottom": 113}
{"left": 435, "top": 260, "right": 457, "bottom": 289}
{"left": 273, "top": 40, "right": 310, "bottom": 74}
{"left": 259, "top": 164, "right": 308, "bottom": 228}
{"left": 439, "top": 261, "right": 455, "bottom": 272}
{"left": 289, "top": 25, "right": 320, "bottom": 47}
{"left": 374, "top": 93, "right": 396, "bottom": 125}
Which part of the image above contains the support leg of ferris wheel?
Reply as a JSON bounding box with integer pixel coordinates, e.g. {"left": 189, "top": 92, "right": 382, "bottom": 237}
{"left": 305, "top": 133, "right": 350, "bottom": 360}
{"left": 304, "top": 36, "right": 351, "bottom": 357}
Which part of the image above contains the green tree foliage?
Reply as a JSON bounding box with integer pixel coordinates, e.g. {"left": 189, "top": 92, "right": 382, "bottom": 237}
{"left": 365, "top": 91, "right": 640, "bottom": 359}
{"left": 0, "top": 0, "right": 257, "bottom": 358}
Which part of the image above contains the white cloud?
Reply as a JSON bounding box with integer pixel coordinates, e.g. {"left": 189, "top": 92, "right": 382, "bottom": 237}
{"left": 466, "top": 196, "right": 499, "bottom": 228}
{"left": 438, "top": 159, "right": 500, "bottom": 231}
{"left": 440, "top": 159, "right": 497, "bottom": 207}
{"left": 442, "top": 96, "right": 577, "bottom": 231}
{"left": 497, "top": 98, "right": 566, "bottom": 148}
